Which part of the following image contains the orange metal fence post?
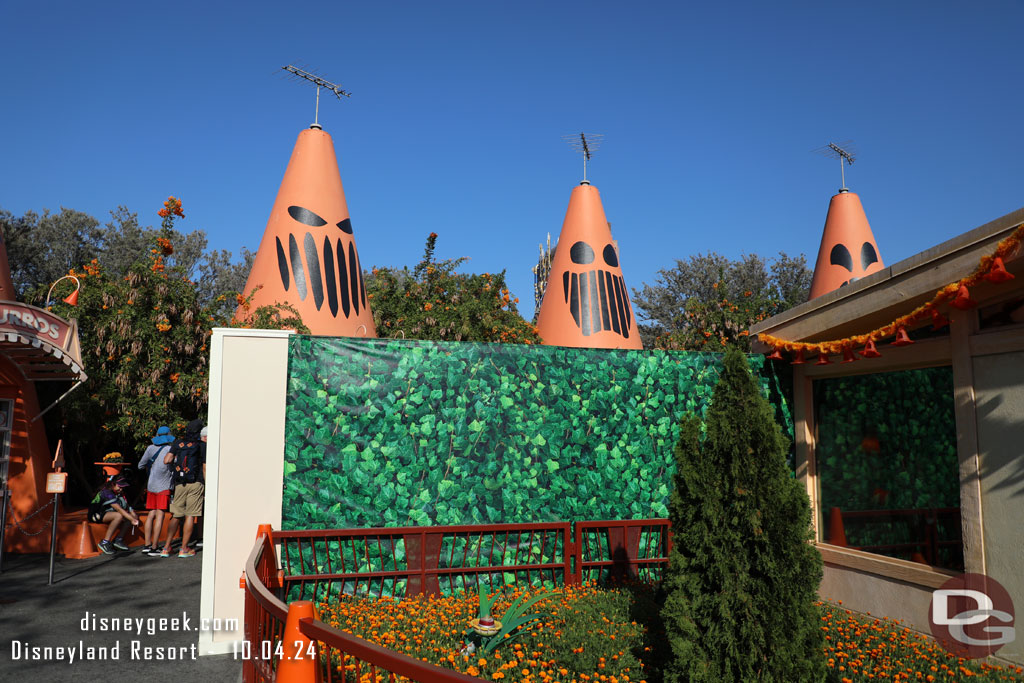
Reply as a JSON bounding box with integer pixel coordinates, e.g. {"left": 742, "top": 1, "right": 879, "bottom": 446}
{"left": 276, "top": 600, "right": 322, "bottom": 683}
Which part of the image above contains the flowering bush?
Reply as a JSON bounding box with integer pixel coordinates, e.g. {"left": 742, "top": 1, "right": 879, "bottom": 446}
{"left": 366, "top": 233, "right": 540, "bottom": 345}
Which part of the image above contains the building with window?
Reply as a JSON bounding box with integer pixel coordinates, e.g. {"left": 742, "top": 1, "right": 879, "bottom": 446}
{"left": 752, "top": 206, "right": 1024, "bottom": 665}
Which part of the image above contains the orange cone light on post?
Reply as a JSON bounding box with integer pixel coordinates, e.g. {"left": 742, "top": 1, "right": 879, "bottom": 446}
{"left": 63, "top": 289, "right": 79, "bottom": 306}
{"left": 46, "top": 275, "right": 81, "bottom": 309}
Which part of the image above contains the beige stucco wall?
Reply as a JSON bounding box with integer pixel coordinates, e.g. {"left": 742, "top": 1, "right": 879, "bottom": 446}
{"left": 972, "top": 350, "right": 1024, "bottom": 666}
{"left": 819, "top": 562, "right": 936, "bottom": 630}
{"left": 199, "top": 328, "right": 292, "bottom": 655}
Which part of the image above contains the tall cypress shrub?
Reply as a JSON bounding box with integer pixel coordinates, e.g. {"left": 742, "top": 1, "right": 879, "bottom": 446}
{"left": 660, "top": 346, "right": 825, "bottom": 682}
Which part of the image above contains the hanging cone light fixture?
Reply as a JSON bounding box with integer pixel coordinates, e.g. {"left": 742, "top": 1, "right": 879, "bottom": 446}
{"left": 860, "top": 338, "right": 882, "bottom": 358}
{"left": 891, "top": 327, "right": 914, "bottom": 346}
{"left": 931, "top": 308, "right": 950, "bottom": 330}
{"left": 950, "top": 285, "right": 977, "bottom": 310}
{"left": 536, "top": 183, "right": 642, "bottom": 349}
{"left": 984, "top": 257, "right": 1015, "bottom": 284}
{"left": 815, "top": 351, "right": 832, "bottom": 365}
{"left": 841, "top": 347, "right": 859, "bottom": 363}
{"left": 238, "top": 126, "right": 376, "bottom": 337}
{"left": 767, "top": 348, "right": 783, "bottom": 360}
{"left": 791, "top": 348, "right": 806, "bottom": 365}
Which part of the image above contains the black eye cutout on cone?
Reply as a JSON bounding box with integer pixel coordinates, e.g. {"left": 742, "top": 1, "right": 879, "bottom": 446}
{"left": 275, "top": 205, "right": 366, "bottom": 318}
{"left": 561, "top": 242, "right": 631, "bottom": 338}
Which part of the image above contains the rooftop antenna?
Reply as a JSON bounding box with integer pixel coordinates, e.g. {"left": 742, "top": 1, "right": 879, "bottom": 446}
{"left": 281, "top": 64, "right": 351, "bottom": 130}
{"left": 814, "top": 140, "right": 856, "bottom": 193}
{"left": 562, "top": 132, "right": 604, "bottom": 185}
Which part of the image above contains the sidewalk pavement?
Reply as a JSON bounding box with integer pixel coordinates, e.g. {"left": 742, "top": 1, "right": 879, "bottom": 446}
{"left": 0, "top": 544, "right": 242, "bottom": 682}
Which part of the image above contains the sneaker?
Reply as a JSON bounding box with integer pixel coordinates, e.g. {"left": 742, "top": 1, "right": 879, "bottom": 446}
{"left": 140, "top": 545, "right": 152, "bottom": 553}
{"left": 112, "top": 539, "right": 131, "bottom": 551}
{"left": 159, "top": 547, "right": 173, "bottom": 558}
{"left": 146, "top": 548, "right": 163, "bottom": 556}
{"left": 98, "top": 540, "right": 115, "bottom": 555}
{"left": 178, "top": 549, "right": 197, "bottom": 558}
{"left": 195, "top": 541, "right": 202, "bottom": 549}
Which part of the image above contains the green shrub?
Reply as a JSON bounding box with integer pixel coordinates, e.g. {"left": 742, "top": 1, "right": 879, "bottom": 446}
{"left": 660, "top": 346, "right": 825, "bottom": 682}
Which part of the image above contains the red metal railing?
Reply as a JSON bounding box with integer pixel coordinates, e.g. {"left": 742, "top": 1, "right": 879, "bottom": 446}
{"left": 241, "top": 520, "right": 672, "bottom": 683}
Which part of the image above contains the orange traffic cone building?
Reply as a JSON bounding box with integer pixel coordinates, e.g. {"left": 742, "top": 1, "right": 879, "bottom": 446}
{"left": 809, "top": 190, "right": 885, "bottom": 300}
{"left": 238, "top": 125, "right": 376, "bottom": 337}
{"left": 536, "top": 183, "right": 643, "bottom": 349}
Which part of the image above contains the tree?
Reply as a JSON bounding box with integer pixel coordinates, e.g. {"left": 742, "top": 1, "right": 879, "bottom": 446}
{"left": 632, "top": 252, "right": 812, "bottom": 351}
{"left": 0, "top": 207, "right": 102, "bottom": 299}
{"left": 660, "top": 346, "right": 824, "bottom": 682}
{"left": 366, "top": 233, "right": 540, "bottom": 344}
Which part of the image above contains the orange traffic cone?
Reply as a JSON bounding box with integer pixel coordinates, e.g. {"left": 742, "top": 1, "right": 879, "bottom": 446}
{"left": 276, "top": 601, "right": 322, "bottom": 683}
{"left": 67, "top": 521, "right": 101, "bottom": 559}
{"left": 809, "top": 191, "right": 885, "bottom": 300}
{"left": 238, "top": 126, "right": 377, "bottom": 337}
{"left": 535, "top": 183, "right": 642, "bottom": 349}
{"left": 827, "top": 507, "right": 848, "bottom": 547}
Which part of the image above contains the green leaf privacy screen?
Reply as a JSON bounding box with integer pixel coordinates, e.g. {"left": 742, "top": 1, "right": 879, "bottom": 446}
{"left": 283, "top": 337, "right": 782, "bottom": 530}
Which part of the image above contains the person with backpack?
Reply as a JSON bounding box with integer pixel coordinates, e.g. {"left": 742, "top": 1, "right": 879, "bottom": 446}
{"left": 138, "top": 425, "right": 175, "bottom": 556}
{"left": 88, "top": 475, "right": 140, "bottom": 554}
{"left": 158, "top": 419, "right": 206, "bottom": 558}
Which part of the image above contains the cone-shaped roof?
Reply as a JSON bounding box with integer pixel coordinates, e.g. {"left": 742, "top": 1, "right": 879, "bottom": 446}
{"left": 239, "top": 127, "right": 377, "bottom": 337}
{"left": 536, "top": 183, "right": 643, "bottom": 349}
{"left": 809, "top": 190, "right": 885, "bottom": 300}
{"left": 0, "top": 230, "right": 18, "bottom": 300}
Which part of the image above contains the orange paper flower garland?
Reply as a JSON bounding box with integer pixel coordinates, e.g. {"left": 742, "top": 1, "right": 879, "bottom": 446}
{"left": 759, "top": 225, "right": 1023, "bottom": 361}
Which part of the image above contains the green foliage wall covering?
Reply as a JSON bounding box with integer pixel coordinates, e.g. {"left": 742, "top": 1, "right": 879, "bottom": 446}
{"left": 283, "top": 337, "right": 781, "bottom": 530}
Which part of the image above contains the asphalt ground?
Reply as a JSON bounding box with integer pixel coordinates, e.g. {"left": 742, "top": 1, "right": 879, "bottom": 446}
{"left": 0, "top": 544, "right": 242, "bottom": 683}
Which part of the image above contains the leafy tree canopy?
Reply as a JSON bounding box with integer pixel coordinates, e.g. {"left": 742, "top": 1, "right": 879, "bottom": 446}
{"left": 366, "top": 232, "right": 540, "bottom": 344}
{"left": 632, "top": 252, "right": 812, "bottom": 351}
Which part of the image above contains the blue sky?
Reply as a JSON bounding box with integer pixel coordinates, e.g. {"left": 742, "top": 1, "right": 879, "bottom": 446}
{"left": 2, "top": 1, "right": 1022, "bottom": 320}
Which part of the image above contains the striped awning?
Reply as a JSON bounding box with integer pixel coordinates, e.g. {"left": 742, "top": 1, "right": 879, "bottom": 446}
{"left": 0, "top": 331, "right": 87, "bottom": 382}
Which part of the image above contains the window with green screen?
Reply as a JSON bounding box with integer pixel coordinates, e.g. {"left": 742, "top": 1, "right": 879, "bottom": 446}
{"left": 814, "top": 366, "right": 963, "bottom": 570}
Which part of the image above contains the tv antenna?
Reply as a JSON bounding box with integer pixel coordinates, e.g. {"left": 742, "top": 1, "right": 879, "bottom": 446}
{"left": 562, "top": 132, "right": 603, "bottom": 184}
{"left": 281, "top": 65, "right": 351, "bottom": 129}
{"left": 814, "top": 141, "right": 856, "bottom": 192}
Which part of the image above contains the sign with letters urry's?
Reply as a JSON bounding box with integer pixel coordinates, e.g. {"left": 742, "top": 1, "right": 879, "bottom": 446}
{"left": 0, "top": 301, "right": 85, "bottom": 381}
{"left": 0, "top": 303, "right": 73, "bottom": 350}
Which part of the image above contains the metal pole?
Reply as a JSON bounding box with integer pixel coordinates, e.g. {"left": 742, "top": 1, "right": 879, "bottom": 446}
{"left": 315, "top": 86, "right": 320, "bottom": 127}
{"left": 47, "top": 492, "right": 59, "bottom": 585}
{"left": 0, "top": 488, "right": 8, "bottom": 573}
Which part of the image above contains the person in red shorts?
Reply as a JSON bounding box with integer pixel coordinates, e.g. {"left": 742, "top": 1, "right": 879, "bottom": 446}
{"left": 138, "top": 425, "right": 175, "bottom": 556}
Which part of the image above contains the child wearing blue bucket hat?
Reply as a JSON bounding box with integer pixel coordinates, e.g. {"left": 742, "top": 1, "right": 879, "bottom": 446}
{"left": 138, "top": 426, "right": 175, "bottom": 555}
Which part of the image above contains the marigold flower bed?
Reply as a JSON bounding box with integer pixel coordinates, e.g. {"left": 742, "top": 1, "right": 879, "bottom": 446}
{"left": 819, "top": 602, "right": 1024, "bottom": 682}
{"left": 317, "top": 583, "right": 652, "bottom": 683}
{"left": 316, "top": 587, "right": 1024, "bottom": 682}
